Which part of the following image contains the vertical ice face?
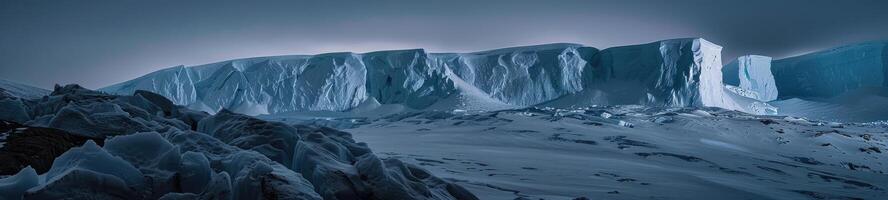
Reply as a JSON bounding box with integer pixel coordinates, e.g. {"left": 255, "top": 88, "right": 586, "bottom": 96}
{"left": 433, "top": 44, "right": 595, "bottom": 106}
{"left": 771, "top": 42, "right": 888, "bottom": 99}
{"left": 364, "top": 49, "right": 454, "bottom": 109}
{"left": 694, "top": 39, "right": 734, "bottom": 109}
{"left": 102, "top": 66, "right": 199, "bottom": 106}
{"left": 723, "top": 55, "right": 778, "bottom": 101}
{"left": 583, "top": 38, "right": 730, "bottom": 108}
{"left": 100, "top": 39, "right": 752, "bottom": 114}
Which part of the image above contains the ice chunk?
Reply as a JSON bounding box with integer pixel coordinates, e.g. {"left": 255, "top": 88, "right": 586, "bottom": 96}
{"left": 0, "top": 166, "right": 39, "bottom": 200}
{"left": 46, "top": 102, "right": 155, "bottom": 137}
{"left": 104, "top": 132, "right": 180, "bottom": 171}
{"left": 292, "top": 124, "right": 478, "bottom": 200}
{"left": 104, "top": 132, "right": 182, "bottom": 198}
{"left": 41, "top": 140, "right": 145, "bottom": 188}
{"left": 158, "top": 192, "right": 200, "bottom": 200}
{"left": 166, "top": 130, "right": 322, "bottom": 199}
{"left": 178, "top": 151, "right": 212, "bottom": 194}
{"left": 0, "top": 99, "right": 30, "bottom": 123}
{"left": 26, "top": 140, "right": 145, "bottom": 198}
{"left": 198, "top": 110, "right": 301, "bottom": 166}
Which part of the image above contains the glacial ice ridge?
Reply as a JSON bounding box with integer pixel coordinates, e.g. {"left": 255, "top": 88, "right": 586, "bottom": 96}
{"left": 102, "top": 38, "right": 763, "bottom": 115}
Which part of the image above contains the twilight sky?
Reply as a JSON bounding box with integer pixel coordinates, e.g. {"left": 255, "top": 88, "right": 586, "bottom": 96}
{"left": 1, "top": 0, "right": 887, "bottom": 89}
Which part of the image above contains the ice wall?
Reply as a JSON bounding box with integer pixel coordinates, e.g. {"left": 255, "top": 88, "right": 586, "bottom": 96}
{"left": 771, "top": 42, "right": 888, "bottom": 99}
{"left": 102, "top": 45, "right": 597, "bottom": 113}
{"left": 430, "top": 44, "right": 596, "bottom": 106}
{"left": 575, "top": 38, "right": 732, "bottom": 108}
{"left": 723, "top": 55, "right": 778, "bottom": 101}
{"left": 102, "top": 38, "right": 745, "bottom": 114}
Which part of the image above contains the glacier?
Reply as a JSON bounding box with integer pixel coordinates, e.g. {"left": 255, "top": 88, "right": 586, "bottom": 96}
{"left": 721, "top": 41, "right": 888, "bottom": 122}
{"left": 771, "top": 42, "right": 888, "bottom": 100}
{"left": 103, "top": 38, "right": 761, "bottom": 115}
{"left": 0, "top": 79, "right": 50, "bottom": 100}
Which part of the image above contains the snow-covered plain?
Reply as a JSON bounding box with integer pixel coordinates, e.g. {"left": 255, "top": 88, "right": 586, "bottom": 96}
{"left": 261, "top": 106, "right": 888, "bottom": 200}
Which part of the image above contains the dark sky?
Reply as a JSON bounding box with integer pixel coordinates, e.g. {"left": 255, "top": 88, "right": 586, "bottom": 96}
{"left": 2, "top": 0, "right": 887, "bottom": 89}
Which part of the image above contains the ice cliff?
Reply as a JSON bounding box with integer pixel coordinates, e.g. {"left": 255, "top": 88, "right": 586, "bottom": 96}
{"left": 771, "top": 42, "right": 888, "bottom": 99}
{"left": 722, "top": 55, "right": 777, "bottom": 101}
{"left": 103, "top": 38, "right": 752, "bottom": 114}
{"left": 723, "top": 41, "right": 888, "bottom": 121}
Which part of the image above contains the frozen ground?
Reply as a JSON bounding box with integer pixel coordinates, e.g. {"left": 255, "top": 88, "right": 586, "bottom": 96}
{"left": 263, "top": 107, "right": 888, "bottom": 200}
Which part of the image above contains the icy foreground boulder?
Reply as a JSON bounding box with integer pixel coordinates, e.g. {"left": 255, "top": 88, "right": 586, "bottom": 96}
{"left": 101, "top": 38, "right": 750, "bottom": 114}
{"left": 722, "top": 55, "right": 777, "bottom": 101}
{"left": 0, "top": 84, "right": 477, "bottom": 200}
{"left": 0, "top": 167, "right": 38, "bottom": 200}
{"left": 200, "top": 110, "right": 479, "bottom": 200}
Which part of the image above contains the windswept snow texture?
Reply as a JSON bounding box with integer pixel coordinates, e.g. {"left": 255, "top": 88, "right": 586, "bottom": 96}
{"left": 723, "top": 55, "right": 777, "bottom": 102}
{"left": 771, "top": 42, "right": 888, "bottom": 100}
{"left": 102, "top": 38, "right": 750, "bottom": 114}
{"left": 0, "top": 84, "right": 476, "bottom": 200}
{"left": 262, "top": 107, "right": 888, "bottom": 200}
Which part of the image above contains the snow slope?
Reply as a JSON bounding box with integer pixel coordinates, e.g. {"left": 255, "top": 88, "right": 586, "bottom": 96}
{"left": 0, "top": 79, "right": 50, "bottom": 100}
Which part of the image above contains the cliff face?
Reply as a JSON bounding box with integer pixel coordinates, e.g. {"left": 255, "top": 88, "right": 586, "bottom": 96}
{"left": 101, "top": 38, "right": 736, "bottom": 114}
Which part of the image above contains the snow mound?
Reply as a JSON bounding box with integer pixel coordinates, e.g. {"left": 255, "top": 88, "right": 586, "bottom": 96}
{"left": 201, "top": 110, "right": 478, "bottom": 200}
